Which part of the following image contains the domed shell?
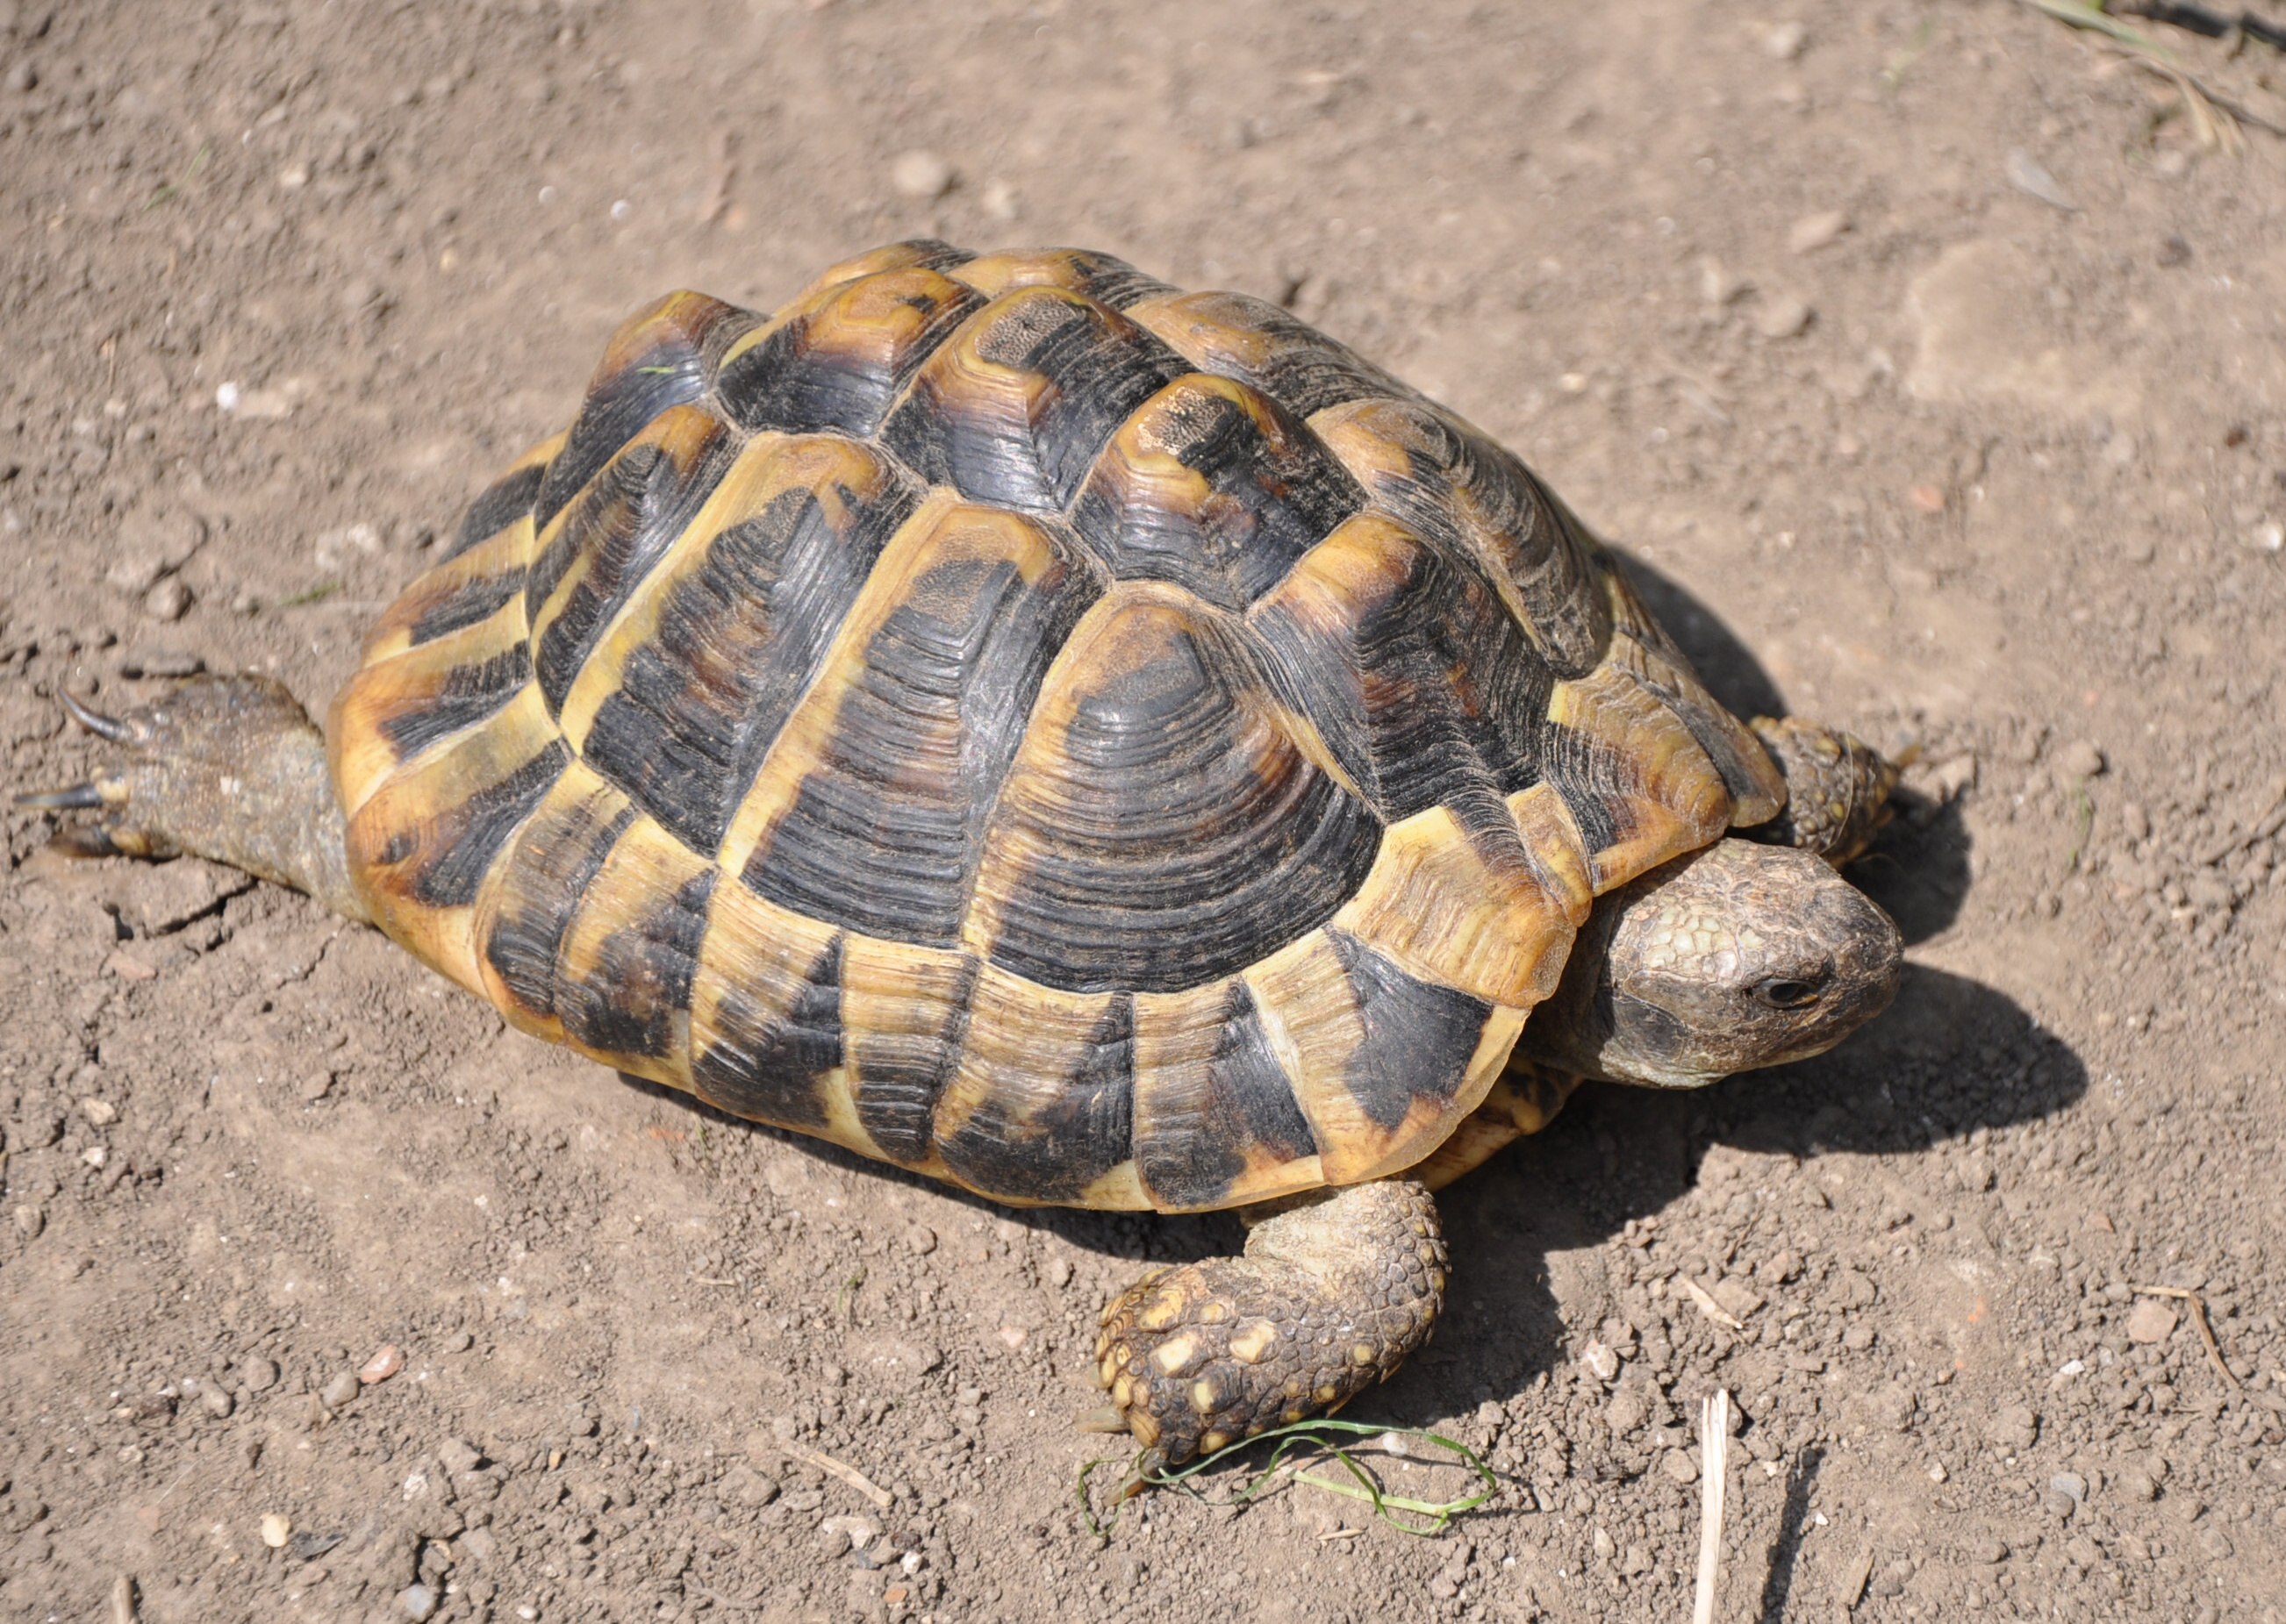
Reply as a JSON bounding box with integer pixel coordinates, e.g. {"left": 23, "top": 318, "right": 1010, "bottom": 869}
{"left": 329, "top": 242, "right": 1783, "bottom": 1213}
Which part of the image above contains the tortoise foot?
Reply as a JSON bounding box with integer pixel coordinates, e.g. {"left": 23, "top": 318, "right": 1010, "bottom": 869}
{"left": 1091, "top": 1178, "right": 1445, "bottom": 1479}
{"left": 1747, "top": 715, "right": 1903, "bottom": 866}
{"left": 15, "top": 675, "right": 368, "bottom": 920}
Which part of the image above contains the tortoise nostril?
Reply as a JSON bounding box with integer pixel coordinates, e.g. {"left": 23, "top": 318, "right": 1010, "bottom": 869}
{"left": 1752, "top": 973, "right": 1826, "bottom": 1010}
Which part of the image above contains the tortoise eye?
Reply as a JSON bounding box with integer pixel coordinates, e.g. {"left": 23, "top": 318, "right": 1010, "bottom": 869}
{"left": 1752, "top": 974, "right": 1825, "bottom": 1010}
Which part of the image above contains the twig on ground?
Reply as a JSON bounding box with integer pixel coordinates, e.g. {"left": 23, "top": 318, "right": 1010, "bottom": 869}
{"left": 2132, "top": 1284, "right": 2244, "bottom": 1391}
{"left": 2017, "top": 0, "right": 2286, "bottom": 140}
{"left": 799, "top": 1447, "right": 894, "bottom": 1510}
{"left": 1682, "top": 1276, "right": 1745, "bottom": 1331}
{"left": 1693, "top": 1390, "right": 1732, "bottom": 1624}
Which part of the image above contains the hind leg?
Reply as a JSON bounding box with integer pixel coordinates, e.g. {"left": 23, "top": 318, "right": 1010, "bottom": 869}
{"left": 16, "top": 675, "right": 370, "bottom": 922}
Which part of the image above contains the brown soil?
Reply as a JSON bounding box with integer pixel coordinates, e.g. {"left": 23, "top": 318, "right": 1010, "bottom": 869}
{"left": 4, "top": 3, "right": 2284, "bottom": 1621}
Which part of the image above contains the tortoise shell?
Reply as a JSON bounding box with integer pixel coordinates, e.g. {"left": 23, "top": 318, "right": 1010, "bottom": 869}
{"left": 328, "top": 241, "right": 1783, "bottom": 1213}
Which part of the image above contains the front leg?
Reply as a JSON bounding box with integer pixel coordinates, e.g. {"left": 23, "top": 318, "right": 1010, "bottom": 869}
{"left": 1748, "top": 715, "right": 1903, "bottom": 865}
{"left": 1093, "top": 1178, "right": 1445, "bottom": 1477}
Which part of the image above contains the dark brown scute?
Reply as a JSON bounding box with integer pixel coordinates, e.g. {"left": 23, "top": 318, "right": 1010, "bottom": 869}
{"left": 741, "top": 530, "right": 1100, "bottom": 947}
{"left": 1324, "top": 929, "right": 1494, "bottom": 1132}
{"left": 528, "top": 410, "right": 737, "bottom": 714}
{"left": 850, "top": 952, "right": 979, "bottom": 1165}
{"left": 402, "top": 740, "right": 570, "bottom": 909}
{"left": 1250, "top": 516, "right": 1556, "bottom": 819}
{"left": 376, "top": 646, "right": 529, "bottom": 761}
{"left": 1068, "top": 375, "right": 1365, "bottom": 610}
{"left": 935, "top": 991, "right": 1136, "bottom": 1201}
{"left": 880, "top": 287, "right": 1186, "bottom": 514}
{"left": 582, "top": 465, "right": 921, "bottom": 853}
{"left": 1136, "top": 983, "right": 1317, "bottom": 1210}
{"left": 717, "top": 268, "right": 983, "bottom": 438}
{"left": 532, "top": 291, "right": 753, "bottom": 529}
{"left": 556, "top": 866, "right": 717, "bottom": 1060}
{"left": 445, "top": 462, "right": 546, "bottom": 562}
{"left": 692, "top": 934, "right": 845, "bottom": 1128}
{"left": 975, "top": 597, "right": 1382, "bottom": 994}
{"left": 481, "top": 778, "right": 636, "bottom": 1020}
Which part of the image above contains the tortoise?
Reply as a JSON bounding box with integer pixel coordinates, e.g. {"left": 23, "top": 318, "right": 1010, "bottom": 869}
{"left": 20, "top": 241, "right": 1903, "bottom": 1477}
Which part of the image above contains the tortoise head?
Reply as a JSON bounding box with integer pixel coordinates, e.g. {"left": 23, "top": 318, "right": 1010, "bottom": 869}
{"left": 1516, "top": 838, "right": 1903, "bottom": 1088}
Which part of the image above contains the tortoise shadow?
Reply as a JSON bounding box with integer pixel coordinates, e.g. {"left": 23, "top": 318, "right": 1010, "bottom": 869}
{"left": 621, "top": 956, "right": 2084, "bottom": 1436}
{"left": 1372, "top": 961, "right": 2087, "bottom": 1427}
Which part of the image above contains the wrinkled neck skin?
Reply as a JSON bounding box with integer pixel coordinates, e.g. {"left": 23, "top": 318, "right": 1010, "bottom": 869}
{"left": 1514, "top": 838, "right": 1903, "bottom": 1088}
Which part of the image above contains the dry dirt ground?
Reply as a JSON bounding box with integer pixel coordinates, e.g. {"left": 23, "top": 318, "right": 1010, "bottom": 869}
{"left": 4, "top": 1, "right": 2286, "bottom": 1620}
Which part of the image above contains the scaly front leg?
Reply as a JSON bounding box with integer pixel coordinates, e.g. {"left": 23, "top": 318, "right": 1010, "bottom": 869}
{"left": 1092, "top": 1177, "right": 1445, "bottom": 1479}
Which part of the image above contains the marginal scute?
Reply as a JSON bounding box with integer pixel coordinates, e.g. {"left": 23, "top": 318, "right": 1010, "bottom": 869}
{"left": 548, "top": 816, "right": 716, "bottom": 1083}
{"left": 340, "top": 683, "right": 569, "bottom": 991}
{"left": 1329, "top": 802, "right": 1579, "bottom": 1009}
{"left": 361, "top": 521, "right": 534, "bottom": 667}
{"left": 1241, "top": 928, "right": 1522, "bottom": 1184}
{"left": 948, "top": 247, "right": 1173, "bottom": 311}
{"left": 333, "top": 593, "right": 532, "bottom": 815}
{"left": 1603, "top": 567, "right": 1786, "bottom": 824}
{"left": 472, "top": 762, "right": 637, "bottom": 1043}
{"left": 843, "top": 934, "right": 976, "bottom": 1172}
{"left": 527, "top": 404, "right": 737, "bottom": 715}
{"left": 688, "top": 881, "right": 848, "bottom": 1134}
{"left": 1130, "top": 978, "right": 1323, "bottom": 1212}
{"left": 932, "top": 965, "right": 1134, "bottom": 1202}
{"left": 442, "top": 433, "right": 562, "bottom": 562}
{"left": 1542, "top": 651, "right": 1735, "bottom": 891}
{"left": 964, "top": 586, "right": 1382, "bottom": 995}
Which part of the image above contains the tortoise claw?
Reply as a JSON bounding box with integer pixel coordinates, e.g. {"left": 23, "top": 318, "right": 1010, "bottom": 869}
{"left": 1073, "top": 1405, "right": 1130, "bottom": 1435}
{"left": 14, "top": 782, "right": 110, "bottom": 810}
{"left": 58, "top": 689, "right": 137, "bottom": 744}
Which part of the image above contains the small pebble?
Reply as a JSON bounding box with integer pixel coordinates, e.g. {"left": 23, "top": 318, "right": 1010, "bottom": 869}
{"left": 260, "top": 1513, "right": 292, "bottom": 1549}
{"left": 1787, "top": 210, "right": 1846, "bottom": 254}
{"left": 142, "top": 579, "right": 192, "bottom": 622}
{"left": 82, "top": 1098, "right": 118, "bottom": 1127}
{"left": 201, "top": 1386, "right": 233, "bottom": 1419}
{"left": 238, "top": 1356, "right": 280, "bottom": 1393}
{"left": 1659, "top": 1449, "right": 1699, "bottom": 1484}
{"left": 401, "top": 1584, "right": 438, "bottom": 1620}
{"left": 906, "top": 1225, "right": 936, "bottom": 1256}
{"left": 2126, "top": 1298, "right": 2176, "bottom": 1344}
{"left": 1754, "top": 294, "right": 1811, "bottom": 340}
{"left": 1580, "top": 1340, "right": 1621, "bottom": 1383}
{"left": 443, "top": 1331, "right": 474, "bottom": 1354}
{"left": 1047, "top": 1256, "right": 1073, "bottom": 1288}
{"left": 2056, "top": 739, "right": 2106, "bottom": 779}
{"left": 12, "top": 1205, "right": 44, "bottom": 1240}
{"left": 2051, "top": 1471, "right": 2089, "bottom": 1506}
{"left": 298, "top": 1071, "right": 334, "bottom": 1102}
{"left": 320, "top": 1371, "right": 360, "bottom": 1409}
{"left": 359, "top": 1344, "right": 404, "bottom": 1384}
{"left": 890, "top": 149, "right": 953, "bottom": 201}
{"left": 4, "top": 60, "right": 37, "bottom": 93}
{"left": 1763, "top": 20, "right": 1808, "bottom": 60}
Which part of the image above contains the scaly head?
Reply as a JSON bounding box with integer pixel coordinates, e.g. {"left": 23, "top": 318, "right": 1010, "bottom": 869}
{"left": 1516, "top": 837, "right": 1903, "bottom": 1088}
